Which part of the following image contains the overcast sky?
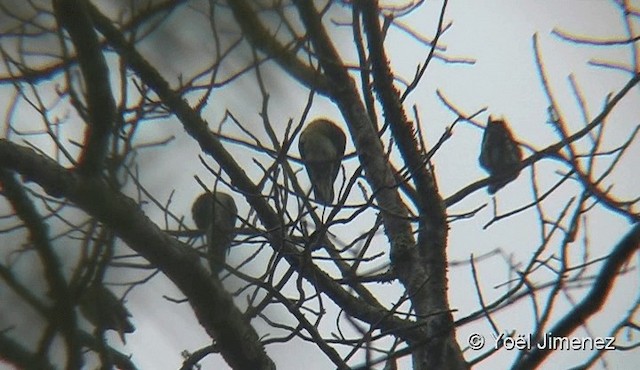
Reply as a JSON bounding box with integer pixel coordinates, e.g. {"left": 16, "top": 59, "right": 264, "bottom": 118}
{"left": 1, "top": 1, "right": 638, "bottom": 369}
{"left": 120, "top": 2, "right": 639, "bottom": 369}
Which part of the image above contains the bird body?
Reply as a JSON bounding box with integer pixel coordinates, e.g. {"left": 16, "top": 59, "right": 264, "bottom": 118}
{"left": 479, "top": 117, "right": 523, "bottom": 194}
{"left": 79, "top": 284, "right": 134, "bottom": 343}
{"left": 191, "top": 191, "right": 237, "bottom": 274}
{"left": 298, "top": 119, "right": 346, "bottom": 204}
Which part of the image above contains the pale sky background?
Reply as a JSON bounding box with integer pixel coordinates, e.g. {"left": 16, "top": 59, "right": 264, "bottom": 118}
{"left": 1, "top": 0, "right": 638, "bottom": 369}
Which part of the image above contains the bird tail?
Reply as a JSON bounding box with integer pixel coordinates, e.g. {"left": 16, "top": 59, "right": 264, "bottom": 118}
{"left": 118, "top": 328, "right": 127, "bottom": 344}
{"left": 488, "top": 172, "right": 519, "bottom": 194}
{"left": 312, "top": 181, "right": 334, "bottom": 205}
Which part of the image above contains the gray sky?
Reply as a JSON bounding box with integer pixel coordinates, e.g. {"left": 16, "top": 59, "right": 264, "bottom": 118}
{"left": 124, "top": 2, "right": 639, "bottom": 369}
{"left": 1, "top": 1, "right": 638, "bottom": 369}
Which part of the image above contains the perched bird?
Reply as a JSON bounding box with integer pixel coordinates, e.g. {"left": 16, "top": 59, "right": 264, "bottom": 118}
{"left": 191, "top": 191, "right": 237, "bottom": 274}
{"left": 298, "top": 119, "right": 346, "bottom": 204}
{"left": 78, "top": 283, "right": 135, "bottom": 343}
{"left": 479, "top": 117, "right": 523, "bottom": 194}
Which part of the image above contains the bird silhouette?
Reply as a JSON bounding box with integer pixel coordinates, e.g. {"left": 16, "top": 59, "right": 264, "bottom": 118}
{"left": 298, "top": 119, "right": 346, "bottom": 204}
{"left": 191, "top": 191, "right": 237, "bottom": 274}
{"left": 79, "top": 283, "right": 135, "bottom": 343}
{"left": 479, "top": 117, "right": 523, "bottom": 194}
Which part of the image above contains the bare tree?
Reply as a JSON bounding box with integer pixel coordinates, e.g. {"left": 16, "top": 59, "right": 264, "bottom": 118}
{"left": 0, "top": 1, "right": 638, "bottom": 369}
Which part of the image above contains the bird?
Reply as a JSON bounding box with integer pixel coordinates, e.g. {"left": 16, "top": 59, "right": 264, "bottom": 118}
{"left": 479, "top": 117, "right": 523, "bottom": 194}
{"left": 191, "top": 191, "right": 237, "bottom": 274}
{"left": 298, "top": 119, "right": 346, "bottom": 205}
{"left": 78, "top": 283, "right": 135, "bottom": 343}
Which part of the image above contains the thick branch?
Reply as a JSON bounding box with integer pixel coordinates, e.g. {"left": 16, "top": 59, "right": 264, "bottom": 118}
{"left": 62, "top": 4, "right": 439, "bottom": 351}
{"left": 0, "top": 169, "right": 82, "bottom": 370}
{"left": 516, "top": 223, "right": 640, "bottom": 369}
{"left": 291, "top": 0, "right": 413, "bottom": 253}
{"left": 0, "top": 332, "right": 56, "bottom": 370}
{"left": 357, "top": 2, "right": 465, "bottom": 369}
{"left": 0, "top": 140, "right": 275, "bottom": 370}
{"left": 53, "top": 0, "right": 116, "bottom": 176}
{"left": 226, "top": 1, "right": 332, "bottom": 94}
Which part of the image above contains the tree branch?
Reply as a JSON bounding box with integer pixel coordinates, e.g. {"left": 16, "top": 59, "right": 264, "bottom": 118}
{"left": 52, "top": 0, "right": 116, "bottom": 176}
{"left": 0, "top": 139, "right": 276, "bottom": 370}
{"left": 516, "top": 223, "right": 640, "bottom": 368}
